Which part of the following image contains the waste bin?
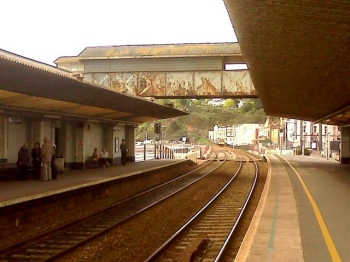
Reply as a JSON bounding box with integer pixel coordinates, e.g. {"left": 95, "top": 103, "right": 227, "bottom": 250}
{"left": 53, "top": 155, "right": 65, "bottom": 174}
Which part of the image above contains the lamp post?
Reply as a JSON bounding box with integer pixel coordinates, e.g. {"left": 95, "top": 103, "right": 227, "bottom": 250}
{"left": 301, "top": 120, "right": 305, "bottom": 155}
{"left": 326, "top": 131, "right": 330, "bottom": 160}
{"left": 279, "top": 130, "right": 283, "bottom": 155}
{"left": 256, "top": 126, "right": 261, "bottom": 154}
{"left": 279, "top": 118, "right": 283, "bottom": 155}
{"left": 302, "top": 138, "right": 305, "bottom": 155}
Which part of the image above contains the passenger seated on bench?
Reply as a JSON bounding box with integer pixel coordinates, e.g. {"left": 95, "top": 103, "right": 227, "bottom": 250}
{"left": 91, "top": 148, "right": 99, "bottom": 167}
{"left": 99, "top": 148, "right": 110, "bottom": 168}
{"left": 93, "top": 148, "right": 99, "bottom": 160}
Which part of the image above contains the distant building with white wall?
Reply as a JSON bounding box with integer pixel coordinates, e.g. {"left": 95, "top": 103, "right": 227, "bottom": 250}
{"left": 234, "top": 124, "right": 260, "bottom": 145}
{"left": 208, "top": 125, "right": 228, "bottom": 144}
{"left": 209, "top": 119, "right": 340, "bottom": 157}
{"left": 209, "top": 123, "right": 261, "bottom": 146}
{"left": 283, "top": 119, "right": 340, "bottom": 150}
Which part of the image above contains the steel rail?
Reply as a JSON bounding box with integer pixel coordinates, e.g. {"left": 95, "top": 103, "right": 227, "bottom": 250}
{"left": 0, "top": 151, "right": 217, "bottom": 256}
{"left": 144, "top": 150, "right": 244, "bottom": 261}
{"left": 214, "top": 152, "right": 259, "bottom": 261}
{"left": 0, "top": 150, "right": 225, "bottom": 261}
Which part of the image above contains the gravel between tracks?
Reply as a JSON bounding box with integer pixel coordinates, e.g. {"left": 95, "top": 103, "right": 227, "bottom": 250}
{"left": 1, "top": 156, "right": 267, "bottom": 262}
{"left": 56, "top": 160, "right": 267, "bottom": 262}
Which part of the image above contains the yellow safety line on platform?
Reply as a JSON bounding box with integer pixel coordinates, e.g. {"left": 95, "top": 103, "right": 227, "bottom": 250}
{"left": 282, "top": 157, "right": 342, "bottom": 262}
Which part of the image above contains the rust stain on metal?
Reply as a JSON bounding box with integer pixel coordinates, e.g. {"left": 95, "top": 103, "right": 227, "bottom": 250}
{"left": 105, "top": 70, "right": 256, "bottom": 98}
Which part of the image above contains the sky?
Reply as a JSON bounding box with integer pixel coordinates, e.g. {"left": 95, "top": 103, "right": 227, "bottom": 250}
{"left": 1, "top": 0, "right": 237, "bottom": 65}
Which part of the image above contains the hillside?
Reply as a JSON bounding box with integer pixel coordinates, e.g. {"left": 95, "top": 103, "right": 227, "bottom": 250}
{"left": 135, "top": 98, "right": 266, "bottom": 143}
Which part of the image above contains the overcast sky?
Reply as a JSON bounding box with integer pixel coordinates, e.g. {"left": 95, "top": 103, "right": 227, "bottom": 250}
{"left": 1, "top": 0, "right": 237, "bottom": 65}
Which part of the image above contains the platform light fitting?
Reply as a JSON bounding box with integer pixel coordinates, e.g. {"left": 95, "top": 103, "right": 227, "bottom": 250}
{"left": 44, "top": 115, "right": 61, "bottom": 119}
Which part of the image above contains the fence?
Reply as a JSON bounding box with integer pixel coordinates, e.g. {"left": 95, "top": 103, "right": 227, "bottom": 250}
{"left": 135, "top": 144, "right": 201, "bottom": 163}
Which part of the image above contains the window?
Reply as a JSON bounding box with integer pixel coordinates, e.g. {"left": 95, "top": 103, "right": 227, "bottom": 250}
{"left": 225, "top": 64, "right": 248, "bottom": 70}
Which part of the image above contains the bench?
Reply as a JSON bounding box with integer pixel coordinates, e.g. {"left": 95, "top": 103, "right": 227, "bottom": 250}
{"left": 0, "top": 163, "right": 18, "bottom": 180}
{"left": 0, "top": 163, "right": 35, "bottom": 180}
{"left": 86, "top": 157, "right": 113, "bottom": 169}
{"left": 86, "top": 156, "right": 100, "bottom": 168}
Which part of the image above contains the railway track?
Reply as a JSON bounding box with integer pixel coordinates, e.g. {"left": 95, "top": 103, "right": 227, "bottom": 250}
{"left": 0, "top": 149, "right": 233, "bottom": 262}
{"left": 145, "top": 151, "right": 259, "bottom": 261}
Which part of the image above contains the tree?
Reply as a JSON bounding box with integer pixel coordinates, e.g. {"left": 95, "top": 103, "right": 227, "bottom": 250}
{"left": 166, "top": 121, "right": 183, "bottom": 134}
{"left": 224, "top": 99, "right": 235, "bottom": 110}
{"left": 240, "top": 98, "right": 262, "bottom": 113}
{"left": 240, "top": 100, "right": 253, "bottom": 113}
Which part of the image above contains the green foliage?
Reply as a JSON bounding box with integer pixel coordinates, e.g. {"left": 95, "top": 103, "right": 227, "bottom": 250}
{"left": 237, "top": 98, "right": 263, "bottom": 113}
{"left": 223, "top": 99, "right": 235, "bottom": 110}
{"left": 190, "top": 99, "right": 201, "bottom": 106}
{"left": 166, "top": 121, "right": 184, "bottom": 134}
{"left": 135, "top": 123, "right": 155, "bottom": 141}
{"left": 136, "top": 98, "right": 267, "bottom": 142}
{"left": 196, "top": 137, "right": 212, "bottom": 145}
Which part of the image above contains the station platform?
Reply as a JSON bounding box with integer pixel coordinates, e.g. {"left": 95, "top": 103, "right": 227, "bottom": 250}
{"left": 236, "top": 154, "right": 349, "bottom": 262}
{"left": 0, "top": 159, "right": 186, "bottom": 208}
{"left": 1, "top": 155, "right": 348, "bottom": 261}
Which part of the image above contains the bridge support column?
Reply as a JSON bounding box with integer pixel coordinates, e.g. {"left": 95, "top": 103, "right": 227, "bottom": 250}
{"left": 340, "top": 127, "right": 350, "bottom": 164}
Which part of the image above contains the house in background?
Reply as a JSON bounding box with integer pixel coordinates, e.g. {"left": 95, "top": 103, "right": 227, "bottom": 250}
{"left": 208, "top": 118, "right": 340, "bottom": 157}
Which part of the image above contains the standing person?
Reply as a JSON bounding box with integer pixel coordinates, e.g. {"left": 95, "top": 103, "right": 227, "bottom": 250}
{"left": 17, "top": 143, "right": 31, "bottom": 181}
{"left": 120, "top": 139, "right": 127, "bottom": 165}
{"left": 99, "top": 148, "right": 110, "bottom": 168}
{"left": 31, "top": 142, "right": 41, "bottom": 180}
{"left": 40, "top": 137, "right": 55, "bottom": 181}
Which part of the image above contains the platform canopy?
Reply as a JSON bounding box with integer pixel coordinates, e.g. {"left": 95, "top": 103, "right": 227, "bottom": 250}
{"left": 224, "top": 0, "right": 350, "bottom": 127}
{"left": 0, "top": 49, "right": 188, "bottom": 124}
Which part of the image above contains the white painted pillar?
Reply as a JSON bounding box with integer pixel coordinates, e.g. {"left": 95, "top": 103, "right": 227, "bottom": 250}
{"left": 105, "top": 126, "right": 114, "bottom": 163}
{"left": 75, "top": 122, "right": 86, "bottom": 169}
{"left": 31, "top": 120, "right": 44, "bottom": 147}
